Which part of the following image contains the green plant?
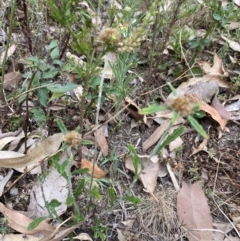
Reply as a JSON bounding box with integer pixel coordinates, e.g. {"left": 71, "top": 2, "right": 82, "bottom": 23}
{"left": 109, "top": 52, "right": 137, "bottom": 111}
{"left": 139, "top": 84, "right": 207, "bottom": 163}
{"left": 231, "top": 77, "right": 240, "bottom": 92}
{"left": 91, "top": 219, "right": 108, "bottom": 241}
{"left": 0, "top": 217, "right": 8, "bottom": 235}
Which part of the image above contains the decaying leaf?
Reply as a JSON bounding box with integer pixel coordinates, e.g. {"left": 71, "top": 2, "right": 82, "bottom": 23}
{"left": 3, "top": 71, "right": 22, "bottom": 90}
{"left": 177, "top": 182, "right": 212, "bottom": 241}
{"left": 0, "top": 45, "right": 16, "bottom": 64}
{"left": 0, "top": 133, "right": 64, "bottom": 169}
{"left": 211, "top": 95, "right": 232, "bottom": 120}
{"left": 0, "top": 234, "right": 40, "bottom": 241}
{"left": 125, "top": 155, "right": 160, "bottom": 193}
{"left": 221, "top": 35, "right": 240, "bottom": 52}
{"left": 81, "top": 158, "right": 106, "bottom": 178}
{"left": 143, "top": 119, "right": 170, "bottom": 151}
{"left": 73, "top": 233, "right": 93, "bottom": 241}
{"left": 186, "top": 94, "right": 227, "bottom": 130}
{"left": 186, "top": 80, "right": 219, "bottom": 102}
{"left": 0, "top": 202, "right": 55, "bottom": 235}
{"left": 190, "top": 138, "right": 209, "bottom": 156}
{"left": 27, "top": 167, "right": 68, "bottom": 218}
{"left": 198, "top": 54, "right": 229, "bottom": 77}
{"left": 95, "top": 126, "right": 108, "bottom": 156}
{"left": 213, "top": 222, "right": 233, "bottom": 241}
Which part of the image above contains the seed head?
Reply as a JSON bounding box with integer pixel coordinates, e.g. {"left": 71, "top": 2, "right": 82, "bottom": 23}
{"left": 64, "top": 131, "right": 81, "bottom": 149}
{"left": 169, "top": 96, "right": 193, "bottom": 117}
{"left": 98, "top": 28, "right": 121, "bottom": 48}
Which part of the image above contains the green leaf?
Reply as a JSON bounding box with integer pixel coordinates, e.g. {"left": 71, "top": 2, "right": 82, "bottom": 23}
{"left": 108, "top": 187, "right": 115, "bottom": 207}
{"left": 155, "top": 126, "right": 185, "bottom": 153}
{"left": 168, "top": 83, "right": 177, "bottom": 96}
{"left": 47, "top": 40, "right": 58, "bottom": 50}
{"left": 82, "top": 139, "right": 94, "bottom": 145}
{"left": 56, "top": 119, "right": 67, "bottom": 134}
{"left": 128, "top": 144, "right": 140, "bottom": 175}
{"left": 172, "top": 111, "right": 180, "bottom": 123}
{"left": 187, "top": 116, "right": 208, "bottom": 138}
{"left": 74, "top": 179, "right": 85, "bottom": 199}
{"left": 47, "top": 83, "right": 79, "bottom": 93}
{"left": 28, "top": 217, "right": 47, "bottom": 230}
{"left": 50, "top": 47, "right": 59, "bottom": 60}
{"left": 48, "top": 199, "right": 61, "bottom": 208}
{"left": 125, "top": 195, "right": 142, "bottom": 204}
{"left": 37, "top": 88, "right": 48, "bottom": 108}
{"left": 90, "top": 186, "right": 102, "bottom": 201}
{"left": 49, "top": 92, "right": 65, "bottom": 101}
{"left": 42, "top": 69, "right": 58, "bottom": 79}
{"left": 66, "top": 196, "right": 73, "bottom": 207}
{"left": 30, "top": 107, "right": 46, "bottom": 127}
{"left": 139, "top": 104, "right": 169, "bottom": 115}
{"left": 53, "top": 59, "right": 62, "bottom": 66}
{"left": 27, "top": 56, "right": 39, "bottom": 63}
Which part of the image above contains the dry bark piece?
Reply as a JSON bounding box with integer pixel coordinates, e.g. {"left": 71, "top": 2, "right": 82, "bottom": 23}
{"left": 177, "top": 182, "right": 212, "bottom": 241}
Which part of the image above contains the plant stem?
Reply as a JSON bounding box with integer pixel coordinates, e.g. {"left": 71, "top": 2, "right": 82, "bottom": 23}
{"left": 0, "top": 0, "right": 17, "bottom": 103}
{"left": 87, "top": 53, "right": 109, "bottom": 210}
{"left": 146, "top": 11, "right": 160, "bottom": 104}
{"left": 189, "top": 21, "right": 217, "bottom": 65}
{"left": 153, "top": 0, "right": 186, "bottom": 77}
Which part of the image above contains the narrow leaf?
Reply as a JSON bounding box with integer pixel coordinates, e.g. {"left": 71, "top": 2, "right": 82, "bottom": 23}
{"left": 28, "top": 217, "right": 47, "bottom": 231}
{"left": 139, "top": 104, "right": 169, "bottom": 115}
{"left": 156, "top": 126, "right": 185, "bottom": 153}
{"left": 187, "top": 116, "right": 208, "bottom": 138}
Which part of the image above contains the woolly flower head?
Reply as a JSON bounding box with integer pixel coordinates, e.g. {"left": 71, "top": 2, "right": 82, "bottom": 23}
{"left": 169, "top": 96, "right": 193, "bottom": 117}
{"left": 64, "top": 131, "right": 81, "bottom": 149}
{"left": 98, "top": 28, "right": 121, "bottom": 48}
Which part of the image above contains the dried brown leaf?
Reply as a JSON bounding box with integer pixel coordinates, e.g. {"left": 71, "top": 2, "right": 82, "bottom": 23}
{"left": 95, "top": 126, "right": 108, "bottom": 156}
{"left": 177, "top": 182, "right": 212, "bottom": 241}
{"left": 190, "top": 138, "right": 209, "bottom": 156}
{"left": 81, "top": 158, "right": 106, "bottom": 179}
{"left": 0, "top": 45, "right": 16, "bottom": 64}
{"left": 143, "top": 119, "right": 170, "bottom": 151}
{"left": 186, "top": 94, "right": 227, "bottom": 130}
{"left": 73, "top": 233, "right": 93, "bottom": 241}
{"left": 0, "top": 234, "right": 40, "bottom": 241}
{"left": 221, "top": 35, "right": 240, "bottom": 52}
{"left": 0, "top": 202, "right": 55, "bottom": 235}
{"left": 125, "top": 155, "right": 160, "bottom": 193}
{"left": 211, "top": 95, "right": 232, "bottom": 120}
{"left": 198, "top": 54, "right": 229, "bottom": 77}
{"left": 0, "top": 133, "right": 64, "bottom": 169}
{"left": 181, "top": 75, "right": 230, "bottom": 88}
{"left": 3, "top": 71, "right": 22, "bottom": 90}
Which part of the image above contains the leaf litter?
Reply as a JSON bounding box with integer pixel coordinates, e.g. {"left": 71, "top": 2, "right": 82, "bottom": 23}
{"left": 1, "top": 1, "right": 240, "bottom": 241}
